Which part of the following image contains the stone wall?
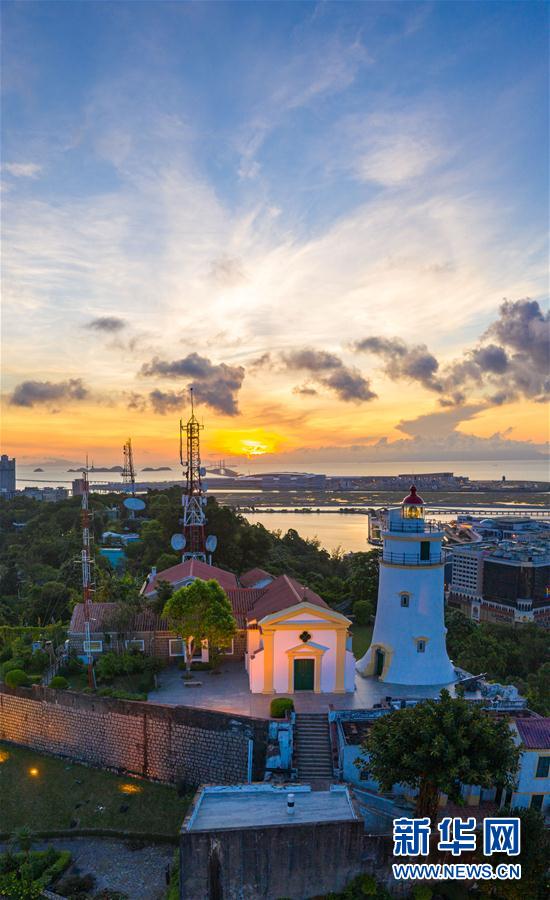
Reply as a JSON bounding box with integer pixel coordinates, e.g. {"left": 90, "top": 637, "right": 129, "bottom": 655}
{"left": 180, "top": 820, "right": 388, "bottom": 899}
{"left": 0, "top": 685, "right": 267, "bottom": 785}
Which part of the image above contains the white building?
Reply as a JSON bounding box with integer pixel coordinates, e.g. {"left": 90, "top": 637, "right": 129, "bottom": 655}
{"left": 357, "top": 486, "right": 455, "bottom": 686}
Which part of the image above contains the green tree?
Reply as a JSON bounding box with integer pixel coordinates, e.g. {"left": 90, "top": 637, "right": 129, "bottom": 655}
{"left": 356, "top": 690, "right": 519, "bottom": 822}
{"left": 477, "top": 807, "right": 549, "bottom": 899}
{"left": 151, "top": 579, "right": 174, "bottom": 615}
{"left": 353, "top": 600, "right": 372, "bottom": 625}
{"left": 163, "top": 579, "right": 236, "bottom": 672}
{"left": 526, "top": 661, "right": 550, "bottom": 716}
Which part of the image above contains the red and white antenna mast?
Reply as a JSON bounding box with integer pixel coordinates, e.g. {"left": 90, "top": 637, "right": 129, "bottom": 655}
{"left": 81, "top": 459, "right": 95, "bottom": 688}
{"left": 121, "top": 437, "right": 136, "bottom": 495}
{"left": 179, "top": 389, "right": 207, "bottom": 561}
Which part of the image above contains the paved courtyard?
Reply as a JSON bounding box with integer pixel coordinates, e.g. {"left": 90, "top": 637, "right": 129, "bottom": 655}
{"left": 148, "top": 661, "right": 454, "bottom": 717}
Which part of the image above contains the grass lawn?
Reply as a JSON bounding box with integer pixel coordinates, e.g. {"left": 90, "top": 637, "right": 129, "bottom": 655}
{"left": 0, "top": 742, "right": 190, "bottom": 836}
{"left": 351, "top": 624, "right": 373, "bottom": 659}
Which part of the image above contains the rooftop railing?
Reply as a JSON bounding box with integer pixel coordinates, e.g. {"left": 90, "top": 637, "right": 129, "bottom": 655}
{"left": 383, "top": 520, "right": 443, "bottom": 534}
{"left": 382, "top": 552, "right": 445, "bottom": 567}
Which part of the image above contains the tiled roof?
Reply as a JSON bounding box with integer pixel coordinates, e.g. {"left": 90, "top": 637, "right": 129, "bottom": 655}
{"left": 239, "top": 567, "right": 274, "bottom": 588}
{"left": 248, "top": 574, "right": 329, "bottom": 621}
{"left": 71, "top": 573, "right": 333, "bottom": 634}
{"left": 515, "top": 718, "right": 550, "bottom": 749}
{"left": 226, "top": 589, "right": 265, "bottom": 628}
{"left": 69, "top": 603, "right": 168, "bottom": 634}
{"left": 142, "top": 559, "right": 238, "bottom": 596}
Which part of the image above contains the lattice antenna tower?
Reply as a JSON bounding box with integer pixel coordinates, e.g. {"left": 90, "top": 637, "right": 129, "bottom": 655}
{"left": 122, "top": 437, "right": 136, "bottom": 495}
{"left": 81, "top": 461, "right": 95, "bottom": 689}
{"left": 179, "top": 388, "right": 207, "bottom": 561}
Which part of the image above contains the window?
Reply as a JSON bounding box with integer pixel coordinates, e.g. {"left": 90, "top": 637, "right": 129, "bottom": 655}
{"left": 416, "top": 640, "right": 426, "bottom": 653}
{"left": 125, "top": 639, "right": 145, "bottom": 652}
{"left": 222, "top": 639, "right": 235, "bottom": 655}
{"left": 530, "top": 794, "right": 544, "bottom": 811}
{"left": 83, "top": 640, "right": 102, "bottom": 653}
{"left": 420, "top": 542, "right": 430, "bottom": 561}
{"left": 400, "top": 593, "right": 410, "bottom": 607}
{"left": 169, "top": 639, "right": 185, "bottom": 657}
{"left": 535, "top": 756, "right": 550, "bottom": 778}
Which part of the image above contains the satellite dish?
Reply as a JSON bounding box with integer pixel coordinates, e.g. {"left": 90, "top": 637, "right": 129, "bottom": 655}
{"left": 124, "top": 497, "right": 146, "bottom": 511}
{"left": 199, "top": 466, "right": 206, "bottom": 476}
{"left": 171, "top": 534, "right": 186, "bottom": 551}
{"left": 205, "top": 535, "right": 218, "bottom": 553}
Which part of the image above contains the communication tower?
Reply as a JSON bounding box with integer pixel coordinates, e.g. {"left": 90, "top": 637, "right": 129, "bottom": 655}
{"left": 179, "top": 389, "right": 207, "bottom": 561}
{"left": 121, "top": 438, "right": 136, "bottom": 495}
{"left": 80, "top": 464, "right": 96, "bottom": 689}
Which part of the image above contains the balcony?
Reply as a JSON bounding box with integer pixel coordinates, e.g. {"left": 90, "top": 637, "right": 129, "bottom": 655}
{"left": 382, "top": 552, "right": 445, "bottom": 567}
{"left": 383, "top": 520, "right": 443, "bottom": 535}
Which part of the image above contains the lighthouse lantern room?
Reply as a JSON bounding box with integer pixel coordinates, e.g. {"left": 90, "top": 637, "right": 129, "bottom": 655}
{"left": 356, "top": 486, "right": 455, "bottom": 686}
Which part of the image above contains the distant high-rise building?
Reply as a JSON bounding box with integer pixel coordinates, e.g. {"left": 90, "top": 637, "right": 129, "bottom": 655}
{"left": 0, "top": 455, "right": 16, "bottom": 495}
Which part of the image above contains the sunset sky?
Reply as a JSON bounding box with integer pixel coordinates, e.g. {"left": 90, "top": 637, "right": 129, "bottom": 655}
{"left": 1, "top": 1, "right": 548, "bottom": 469}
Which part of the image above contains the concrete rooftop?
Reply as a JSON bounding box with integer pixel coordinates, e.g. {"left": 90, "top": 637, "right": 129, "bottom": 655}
{"left": 187, "top": 785, "right": 356, "bottom": 832}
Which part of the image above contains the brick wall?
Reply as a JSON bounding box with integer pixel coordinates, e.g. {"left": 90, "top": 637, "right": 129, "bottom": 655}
{"left": 0, "top": 685, "right": 268, "bottom": 786}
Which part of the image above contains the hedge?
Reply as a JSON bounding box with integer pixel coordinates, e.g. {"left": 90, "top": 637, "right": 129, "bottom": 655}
{"left": 270, "top": 697, "right": 294, "bottom": 718}
{"left": 49, "top": 675, "right": 69, "bottom": 690}
{"left": 4, "top": 669, "right": 30, "bottom": 688}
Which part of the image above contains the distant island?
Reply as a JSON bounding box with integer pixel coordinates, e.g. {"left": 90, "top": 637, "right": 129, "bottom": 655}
{"left": 142, "top": 466, "right": 172, "bottom": 472}
{"left": 33, "top": 467, "right": 44, "bottom": 472}
{"left": 67, "top": 466, "right": 124, "bottom": 473}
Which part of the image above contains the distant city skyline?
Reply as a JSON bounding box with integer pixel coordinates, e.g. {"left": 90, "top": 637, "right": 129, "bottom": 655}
{"left": 1, "top": 1, "right": 548, "bottom": 466}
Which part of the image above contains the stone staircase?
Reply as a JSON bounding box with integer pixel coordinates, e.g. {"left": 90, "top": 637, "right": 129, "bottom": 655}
{"left": 294, "top": 713, "right": 334, "bottom": 780}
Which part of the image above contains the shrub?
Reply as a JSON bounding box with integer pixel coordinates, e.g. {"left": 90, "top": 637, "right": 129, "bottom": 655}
{"left": 353, "top": 600, "right": 372, "bottom": 625}
{"left": 111, "top": 689, "right": 147, "bottom": 701}
{"left": 58, "top": 654, "right": 83, "bottom": 676}
{"left": 1, "top": 658, "right": 26, "bottom": 678}
{"left": 95, "top": 651, "right": 125, "bottom": 683}
{"left": 55, "top": 872, "right": 95, "bottom": 896}
{"left": 5, "top": 668, "right": 30, "bottom": 688}
{"left": 270, "top": 697, "right": 294, "bottom": 718}
{"left": 27, "top": 649, "right": 50, "bottom": 674}
{"left": 49, "top": 675, "right": 68, "bottom": 690}
{"left": 27, "top": 675, "right": 43, "bottom": 684}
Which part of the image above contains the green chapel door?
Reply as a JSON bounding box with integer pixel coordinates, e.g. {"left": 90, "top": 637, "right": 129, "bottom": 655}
{"left": 294, "top": 658, "right": 315, "bottom": 690}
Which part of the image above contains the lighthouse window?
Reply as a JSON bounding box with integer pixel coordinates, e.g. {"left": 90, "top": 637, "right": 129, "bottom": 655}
{"left": 400, "top": 593, "right": 410, "bottom": 607}
{"left": 416, "top": 640, "right": 426, "bottom": 653}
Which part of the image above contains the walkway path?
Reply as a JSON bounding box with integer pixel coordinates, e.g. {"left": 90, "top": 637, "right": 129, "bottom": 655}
{"left": 148, "top": 661, "right": 454, "bottom": 717}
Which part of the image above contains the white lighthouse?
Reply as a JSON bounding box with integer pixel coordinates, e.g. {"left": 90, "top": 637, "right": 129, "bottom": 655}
{"left": 357, "top": 486, "right": 455, "bottom": 686}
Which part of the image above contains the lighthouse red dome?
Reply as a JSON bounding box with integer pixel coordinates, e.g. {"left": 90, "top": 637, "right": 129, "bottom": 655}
{"left": 403, "top": 484, "right": 424, "bottom": 505}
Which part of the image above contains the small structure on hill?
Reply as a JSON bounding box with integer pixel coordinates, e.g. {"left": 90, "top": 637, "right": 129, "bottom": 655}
{"left": 71, "top": 560, "right": 355, "bottom": 693}
{"left": 180, "top": 784, "right": 366, "bottom": 899}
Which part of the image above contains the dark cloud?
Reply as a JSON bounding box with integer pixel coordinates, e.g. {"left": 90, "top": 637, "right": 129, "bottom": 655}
{"left": 149, "top": 390, "right": 185, "bottom": 415}
{"left": 283, "top": 349, "right": 342, "bottom": 371}
{"left": 10, "top": 378, "right": 88, "bottom": 407}
{"left": 85, "top": 316, "right": 127, "bottom": 332}
{"left": 292, "top": 385, "right": 318, "bottom": 396}
{"left": 486, "top": 298, "right": 549, "bottom": 369}
{"left": 353, "top": 337, "right": 441, "bottom": 391}
{"left": 281, "top": 346, "right": 377, "bottom": 403}
{"left": 140, "top": 352, "right": 245, "bottom": 416}
{"left": 125, "top": 392, "right": 147, "bottom": 411}
{"left": 353, "top": 299, "right": 549, "bottom": 407}
{"left": 323, "top": 367, "right": 377, "bottom": 402}
{"left": 471, "top": 344, "right": 509, "bottom": 374}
